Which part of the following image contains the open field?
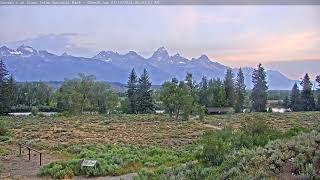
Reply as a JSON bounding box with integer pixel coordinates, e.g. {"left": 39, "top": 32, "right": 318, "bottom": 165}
{"left": 204, "top": 112, "right": 320, "bottom": 130}
{"left": 1, "top": 112, "right": 320, "bottom": 179}
{"left": 2, "top": 114, "right": 210, "bottom": 149}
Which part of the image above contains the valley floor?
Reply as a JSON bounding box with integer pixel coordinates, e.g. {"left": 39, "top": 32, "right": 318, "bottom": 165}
{"left": 0, "top": 112, "right": 320, "bottom": 179}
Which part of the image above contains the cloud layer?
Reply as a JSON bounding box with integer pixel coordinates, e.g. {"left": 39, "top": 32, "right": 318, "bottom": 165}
{"left": 0, "top": 6, "right": 319, "bottom": 69}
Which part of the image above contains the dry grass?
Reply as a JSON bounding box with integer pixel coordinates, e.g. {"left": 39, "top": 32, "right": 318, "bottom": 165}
{"left": 203, "top": 112, "right": 320, "bottom": 131}
{"left": 2, "top": 115, "right": 210, "bottom": 150}
{"left": 2, "top": 112, "right": 320, "bottom": 152}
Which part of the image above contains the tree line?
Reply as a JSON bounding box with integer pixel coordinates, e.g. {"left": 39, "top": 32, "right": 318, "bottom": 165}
{"left": 288, "top": 73, "right": 320, "bottom": 111}
{"left": 1, "top": 58, "right": 319, "bottom": 116}
{"left": 128, "top": 63, "right": 268, "bottom": 120}
{"left": 0, "top": 59, "right": 120, "bottom": 114}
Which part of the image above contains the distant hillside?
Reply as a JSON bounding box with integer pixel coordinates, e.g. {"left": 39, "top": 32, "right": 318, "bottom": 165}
{"left": 1, "top": 45, "right": 296, "bottom": 90}
{"left": 265, "top": 60, "right": 320, "bottom": 80}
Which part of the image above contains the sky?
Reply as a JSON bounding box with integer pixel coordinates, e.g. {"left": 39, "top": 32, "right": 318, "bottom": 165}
{"left": 0, "top": 5, "right": 319, "bottom": 78}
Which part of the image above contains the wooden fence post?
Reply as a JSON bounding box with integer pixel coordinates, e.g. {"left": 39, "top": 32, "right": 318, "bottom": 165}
{"left": 28, "top": 148, "right": 31, "bottom": 160}
{"left": 40, "top": 153, "right": 42, "bottom": 166}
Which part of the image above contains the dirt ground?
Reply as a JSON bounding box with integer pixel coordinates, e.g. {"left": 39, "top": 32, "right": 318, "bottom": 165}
{"left": 0, "top": 115, "right": 214, "bottom": 179}
{"left": 0, "top": 145, "right": 140, "bottom": 180}
{"left": 0, "top": 145, "right": 52, "bottom": 179}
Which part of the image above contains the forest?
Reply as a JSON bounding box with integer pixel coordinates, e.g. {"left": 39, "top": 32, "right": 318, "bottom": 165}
{"left": 1, "top": 59, "right": 320, "bottom": 117}
{"left": 1, "top": 59, "right": 320, "bottom": 179}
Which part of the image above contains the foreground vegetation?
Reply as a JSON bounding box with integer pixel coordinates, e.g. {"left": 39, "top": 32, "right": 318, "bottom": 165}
{"left": 135, "top": 130, "right": 320, "bottom": 179}
{"left": 34, "top": 113, "right": 317, "bottom": 179}
{"left": 1, "top": 112, "right": 320, "bottom": 179}
{"left": 38, "top": 144, "right": 197, "bottom": 179}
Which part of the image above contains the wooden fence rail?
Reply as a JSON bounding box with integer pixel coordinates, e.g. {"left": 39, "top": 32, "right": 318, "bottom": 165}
{"left": 19, "top": 143, "right": 42, "bottom": 166}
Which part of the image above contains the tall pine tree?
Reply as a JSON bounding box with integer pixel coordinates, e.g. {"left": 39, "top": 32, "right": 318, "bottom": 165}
{"left": 300, "top": 73, "right": 315, "bottom": 111}
{"left": 289, "top": 83, "right": 301, "bottom": 111}
{"left": 316, "top": 75, "right": 320, "bottom": 110}
{"left": 136, "top": 69, "right": 154, "bottom": 113}
{"left": 224, "top": 68, "right": 235, "bottom": 107}
{"left": 184, "top": 73, "right": 197, "bottom": 106}
{"left": 126, "top": 68, "right": 138, "bottom": 114}
{"left": 198, "top": 76, "right": 209, "bottom": 107}
{"left": 0, "top": 59, "right": 16, "bottom": 114}
{"left": 234, "top": 68, "right": 246, "bottom": 113}
{"left": 185, "top": 73, "right": 194, "bottom": 90}
{"left": 251, "top": 63, "right": 268, "bottom": 112}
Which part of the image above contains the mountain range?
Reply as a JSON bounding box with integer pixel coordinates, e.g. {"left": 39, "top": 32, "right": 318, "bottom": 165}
{"left": 0, "top": 45, "right": 297, "bottom": 90}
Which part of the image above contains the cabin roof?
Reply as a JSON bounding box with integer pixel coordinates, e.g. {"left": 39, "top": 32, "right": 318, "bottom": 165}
{"left": 207, "top": 107, "right": 233, "bottom": 113}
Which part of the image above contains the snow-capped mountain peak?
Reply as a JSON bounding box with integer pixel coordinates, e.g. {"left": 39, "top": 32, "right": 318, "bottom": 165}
{"left": 93, "top": 50, "right": 118, "bottom": 59}
{"left": 0, "top": 44, "right": 296, "bottom": 89}
{"left": 61, "top": 52, "right": 69, "bottom": 56}
{"left": 0, "top": 46, "right": 22, "bottom": 56}
{"left": 126, "top": 51, "right": 138, "bottom": 55}
{"left": 173, "top": 53, "right": 181, "bottom": 57}
{"left": 17, "top": 45, "right": 37, "bottom": 56}
{"left": 150, "top": 47, "right": 169, "bottom": 61}
{"left": 198, "top": 54, "right": 210, "bottom": 61}
{"left": 124, "top": 51, "right": 140, "bottom": 58}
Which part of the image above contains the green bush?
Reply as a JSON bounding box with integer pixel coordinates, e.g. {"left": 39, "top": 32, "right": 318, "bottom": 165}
{"left": 31, "top": 106, "right": 39, "bottom": 116}
{"left": 240, "top": 115, "right": 269, "bottom": 135}
{"left": 198, "top": 115, "right": 309, "bottom": 167}
{"left": 38, "top": 144, "right": 196, "bottom": 178}
{"left": 0, "top": 135, "right": 10, "bottom": 142}
{"left": 134, "top": 162, "right": 212, "bottom": 180}
{"left": 199, "top": 128, "right": 234, "bottom": 166}
{"left": 0, "top": 120, "right": 9, "bottom": 136}
{"left": 213, "top": 131, "right": 320, "bottom": 179}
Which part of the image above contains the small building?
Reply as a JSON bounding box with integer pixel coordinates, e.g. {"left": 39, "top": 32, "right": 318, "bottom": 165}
{"left": 155, "top": 110, "right": 165, "bottom": 114}
{"left": 207, "top": 107, "right": 233, "bottom": 115}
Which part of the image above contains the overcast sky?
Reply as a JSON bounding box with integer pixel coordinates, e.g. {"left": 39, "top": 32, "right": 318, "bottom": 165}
{"left": 0, "top": 5, "right": 319, "bottom": 75}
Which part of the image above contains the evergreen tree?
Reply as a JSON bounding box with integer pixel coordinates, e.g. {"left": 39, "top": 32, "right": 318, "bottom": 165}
{"left": 283, "top": 96, "right": 289, "bottom": 108}
{"left": 0, "top": 59, "right": 13, "bottom": 114}
{"left": 208, "top": 78, "right": 226, "bottom": 107}
{"left": 234, "top": 68, "right": 246, "bottom": 113}
{"left": 316, "top": 75, "right": 320, "bottom": 110}
{"left": 289, "top": 83, "right": 301, "bottom": 111}
{"left": 198, "top": 76, "right": 209, "bottom": 106}
{"left": 184, "top": 73, "right": 197, "bottom": 100}
{"left": 7, "top": 75, "right": 17, "bottom": 108}
{"left": 251, "top": 63, "right": 268, "bottom": 112}
{"left": 224, "top": 68, "right": 235, "bottom": 107}
{"left": 300, "top": 73, "right": 315, "bottom": 111}
{"left": 185, "top": 73, "right": 194, "bottom": 90}
{"left": 136, "top": 69, "right": 154, "bottom": 113}
{"left": 126, "top": 69, "right": 138, "bottom": 114}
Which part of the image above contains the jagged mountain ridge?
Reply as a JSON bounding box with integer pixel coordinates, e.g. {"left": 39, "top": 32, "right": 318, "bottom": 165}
{"left": 0, "top": 45, "right": 296, "bottom": 89}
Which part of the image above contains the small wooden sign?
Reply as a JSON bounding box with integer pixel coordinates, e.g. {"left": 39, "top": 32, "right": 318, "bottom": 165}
{"left": 81, "top": 160, "right": 97, "bottom": 167}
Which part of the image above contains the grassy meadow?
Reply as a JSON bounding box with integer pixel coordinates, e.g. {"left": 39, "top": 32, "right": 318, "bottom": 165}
{"left": 1, "top": 112, "right": 320, "bottom": 179}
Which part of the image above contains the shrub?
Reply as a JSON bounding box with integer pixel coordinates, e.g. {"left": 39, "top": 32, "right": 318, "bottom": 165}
{"left": 198, "top": 115, "right": 309, "bottom": 167}
{"left": 199, "top": 128, "right": 234, "bottom": 166}
{"left": 0, "top": 120, "right": 9, "bottom": 136}
{"left": 31, "top": 107, "right": 39, "bottom": 116}
{"left": 213, "top": 131, "right": 320, "bottom": 179}
{"left": 0, "top": 135, "right": 10, "bottom": 142}
{"left": 38, "top": 144, "right": 196, "bottom": 178}
{"left": 240, "top": 115, "right": 269, "bottom": 136}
